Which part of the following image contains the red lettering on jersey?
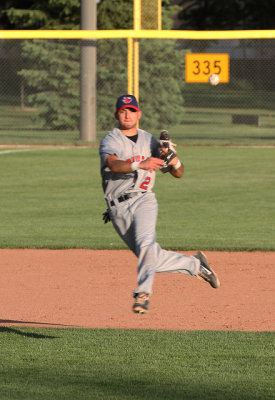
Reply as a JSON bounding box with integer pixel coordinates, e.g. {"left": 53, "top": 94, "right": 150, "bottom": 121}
{"left": 126, "top": 155, "right": 145, "bottom": 163}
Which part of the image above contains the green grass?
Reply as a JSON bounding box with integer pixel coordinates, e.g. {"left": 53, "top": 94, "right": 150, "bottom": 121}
{"left": 156, "top": 147, "right": 275, "bottom": 250}
{"left": 0, "top": 147, "right": 274, "bottom": 250}
{"left": 0, "top": 106, "right": 80, "bottom": 145}
{"left": 0, "top": 328, "right": 274, "bottom": 400}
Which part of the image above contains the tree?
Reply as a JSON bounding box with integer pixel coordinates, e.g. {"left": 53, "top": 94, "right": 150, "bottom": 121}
{"left": 175, "top": 0, "right": 275, "bottom": 30}
{"left": 1, "top": 0, "right": 80, "bottom": 29}
{"left": 97, "top": 0, "right": 133, "bottom": 29}
{"left": 1, "top": 1, "right": 81, "bottom": 128}
{"left": 19, "top": 39, "right": 80, "bottom": 129}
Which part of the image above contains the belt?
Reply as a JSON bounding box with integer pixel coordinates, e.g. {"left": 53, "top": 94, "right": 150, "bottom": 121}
{"left": 110, "top": 192, "right": 144, "bottom": 207}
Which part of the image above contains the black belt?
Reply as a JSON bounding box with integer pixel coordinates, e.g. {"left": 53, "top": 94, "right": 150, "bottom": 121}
{"left": 110, "top": 192, "right": 145, "bottom": 207}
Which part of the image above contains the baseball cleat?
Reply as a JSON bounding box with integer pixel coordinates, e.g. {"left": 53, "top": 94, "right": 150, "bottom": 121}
{"left": 132, "top": 292, "right": 149, "bottom": 314}
{"left": 195, "top": 251, "right": 220, "bottom": 288}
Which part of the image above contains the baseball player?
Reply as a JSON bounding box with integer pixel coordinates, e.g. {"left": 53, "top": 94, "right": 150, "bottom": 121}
{"left": 99, "top": 94, "right": 220, "bottom": 314}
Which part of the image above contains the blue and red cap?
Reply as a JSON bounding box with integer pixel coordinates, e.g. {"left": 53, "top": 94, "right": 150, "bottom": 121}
{"left": 116, "top": 95, "right": 140, "bottom": 112}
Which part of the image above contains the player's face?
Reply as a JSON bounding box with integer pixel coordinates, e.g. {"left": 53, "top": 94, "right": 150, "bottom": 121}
{"left": 116, "top": 107, "right": 141, "bottom": 130}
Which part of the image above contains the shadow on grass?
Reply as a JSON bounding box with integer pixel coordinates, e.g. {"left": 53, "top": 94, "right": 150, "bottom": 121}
{"left": 241, "top": 136, "right": 275, "bottom": 140}
{"left": 79, "top": 379, "right": 267, "bottom": 400}
{"left": 1, "top": 373, "right": 269, "bottom": 400}
{"left": 0, "top": 327, "right": 58, "bottom": 339}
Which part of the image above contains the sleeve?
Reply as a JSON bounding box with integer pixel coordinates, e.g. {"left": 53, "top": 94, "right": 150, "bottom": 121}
{"left": 99, "top": 134, "right": 120, "bottom": 167}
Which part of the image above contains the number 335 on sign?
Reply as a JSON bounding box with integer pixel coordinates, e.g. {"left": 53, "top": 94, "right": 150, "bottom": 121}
{"left": 185, "top": 53, "right": 229, "bottom": 83}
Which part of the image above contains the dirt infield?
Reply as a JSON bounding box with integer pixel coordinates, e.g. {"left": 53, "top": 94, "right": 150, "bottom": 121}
{"left": 1, "top": 249, "right": 274, "bottom": 331}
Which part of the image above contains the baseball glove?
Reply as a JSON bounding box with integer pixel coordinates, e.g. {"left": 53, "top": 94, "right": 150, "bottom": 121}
{"left": 102, "top": 209, "right": 111, "bottom": 224}
{"left": 159, "top": 130, "right": 177, "bottom": 173}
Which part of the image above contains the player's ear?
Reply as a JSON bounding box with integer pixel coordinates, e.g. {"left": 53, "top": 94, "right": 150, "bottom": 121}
{"left": 114, "top": 112, "right": 119, "bottom": 120}
{"left": 137, "top": 110, "right": 142, "bottom": 120}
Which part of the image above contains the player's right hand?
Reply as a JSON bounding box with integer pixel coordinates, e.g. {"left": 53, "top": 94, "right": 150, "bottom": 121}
{"left": 140, "top": 157, "right": 164, "bottom": 171}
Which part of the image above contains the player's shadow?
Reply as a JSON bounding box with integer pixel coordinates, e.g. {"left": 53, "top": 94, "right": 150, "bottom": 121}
{"left": 0, "top": 318, "right": 76, "bottom": 338}
{"left": 0, "top": 318, "right": 75, "bottom": 327}
{"left": 0, "top": 326, "right": 58, "bottom": 339}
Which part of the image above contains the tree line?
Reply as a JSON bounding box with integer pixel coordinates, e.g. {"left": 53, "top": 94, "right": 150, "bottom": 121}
{"left": 1, "top": 0, "right": 275, "bottom": 30}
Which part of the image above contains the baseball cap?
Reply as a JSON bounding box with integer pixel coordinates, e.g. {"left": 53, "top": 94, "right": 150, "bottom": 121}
{"left": 116, "top": 95, "right": 140, "bottom": 112}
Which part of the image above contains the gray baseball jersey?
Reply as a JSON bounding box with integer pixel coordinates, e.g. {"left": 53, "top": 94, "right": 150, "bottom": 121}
{"left": 99, "top": 127, "right": 200, "bottom": 296}
{"left": 100, "top": 127, "right": 160, "bottom": 203}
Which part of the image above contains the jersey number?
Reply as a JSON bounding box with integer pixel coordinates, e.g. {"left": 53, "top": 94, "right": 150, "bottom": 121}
{"left": 140, "top": 177, "right": 151, "bottom": 190}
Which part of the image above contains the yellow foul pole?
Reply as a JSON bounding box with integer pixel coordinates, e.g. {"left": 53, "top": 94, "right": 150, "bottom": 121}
{"left": 158, "top": 0, "right": 162, "bottom": 30}
{"left": 133, "top": 0, "right": 140, "bottom": 102}
{"left": 127, "top": 37, "right": 133, "bottom": 94}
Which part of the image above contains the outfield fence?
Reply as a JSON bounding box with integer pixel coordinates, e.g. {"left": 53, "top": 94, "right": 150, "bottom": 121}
{"left": 0, "top": 30, "right": 274, "bottom": 146}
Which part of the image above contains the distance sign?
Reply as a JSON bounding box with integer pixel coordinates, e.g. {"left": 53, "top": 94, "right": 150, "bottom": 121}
{"left": 185, "top": 53, "right": 229, "bottom": 83}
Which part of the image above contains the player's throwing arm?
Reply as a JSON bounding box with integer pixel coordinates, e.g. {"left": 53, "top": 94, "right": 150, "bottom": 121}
{"left": 106, "top": 154, "right": 164, "bottom": 174}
